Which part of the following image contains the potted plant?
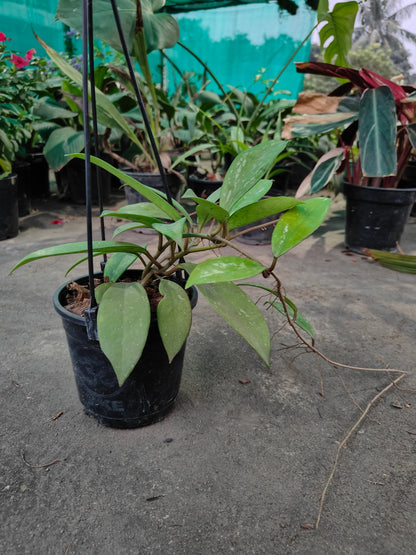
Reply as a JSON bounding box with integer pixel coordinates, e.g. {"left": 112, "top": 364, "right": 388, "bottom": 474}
{"left": 282, "top": 61, "right": 416, "bottom": 252}
{"left": 0, "top": 31, "right": 44, "bottom": 236}
{"left": 10, "top": 139, "right": 331, "bottom": 428}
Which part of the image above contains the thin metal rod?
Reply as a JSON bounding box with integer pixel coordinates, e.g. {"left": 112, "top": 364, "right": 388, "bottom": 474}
{"left": 82, "top": 0, "right": 97, "bottom": 307}
{"left": 88, "top": 0, "right": 107, "bottom": 261}
{"left": 109, "top": 0, "right": 173, "bottom": 205}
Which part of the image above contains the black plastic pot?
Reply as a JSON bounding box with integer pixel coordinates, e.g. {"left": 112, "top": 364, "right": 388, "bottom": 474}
{"left": 55, "top": 156, "right": 111, "bottom": 204}
{"left": 0, "top": 174, "right": 19, "bottom": 240}
{"left": 187, "top": 174, "right": 223, "bottom": 199}
{"left": 53, "top": 273, "right": 197, "bottom": 428}
{"left": 14, "top": 162, "right": 32, "bottom": 216}
{"left": 343, "top": 182, "right": 416, "bottom": 252}
{"left": 28, "top": 152, "right": 50, "bottom": 198}
{"left": 122, "top": 171, "right": 182, "bottom": 204}
{"left": 399, "top": 160, "right": 416, "bottom": 217}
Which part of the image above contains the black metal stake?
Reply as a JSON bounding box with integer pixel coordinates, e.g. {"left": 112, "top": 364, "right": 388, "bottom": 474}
{"left": 109, "top": 0, "right": 174, "bottom": 205}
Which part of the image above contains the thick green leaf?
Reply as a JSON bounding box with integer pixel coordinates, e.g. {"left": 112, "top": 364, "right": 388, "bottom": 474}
{"left": 228, "top": 197, "right": 302, "bottom": 231}
{"left": 157, "top": 280, "right": 192, "bottom": 362}
{"left": 104, "top": 253, "right": 138, "bottom": 283}
{"left": 95, "top": 282, "right": 114, "bottom": 304}
{"left": 186, "top": 257, "right": 265, "bottom": 287}
{"left": 33, "top": 98, "right": 78, "bottom": 121}
{"left": 97, "top": 282, "right": 151, "bottom": 385}
{"left": 272, "top": 198, "right": 331, "bottom": 257}
{"left": 182, "top": 263, "right": 270, "bottom": 366}
{"left": 43, "top": 128, "right": 84, "bottom": 172}
{"left": 102, "top": 209, "right": 164, "bottom": 228}
{"left": 192, "top": 198, "right": 229, "bottom": 224}
{"left": 360, "top": 86, "right": 397, "bottom": 177}
{"left": 228, "top": 179, "right": 273, "bottom": 214}
{"left": 75, "top": 154, "right": 181, "bottom": 221}
{"left": 318, "top": 0, "right": 358, "bottom": 66}
{"left": 170, "top": 143, "right": 216, "bottom": 171}
{"left": 56, "top": 0, "right": 136, "bottom": 53}
{"left": 112, "top": 222, "right": 149, "bottom": 238}
{"left": 220, "top": 140, "right": 287, "bottom": 212}
{"left": 152, "top": 218, "right": 187, "bottom": 249}
{"left": 10, "top": 241, "right": 147, "bottom": 274}
{"left": 113, "top": 202, "right": 175, "bottom": 221}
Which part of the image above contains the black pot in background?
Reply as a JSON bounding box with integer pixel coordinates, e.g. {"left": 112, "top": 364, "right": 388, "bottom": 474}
{"left": 121, "top": 170, "right": 182, "bottom": 204}
{"left": 343, "top": 182, "right": 416, "bottom": 253}
{"left": 399, "top": 160, "right": 416, "bottom": 217}
{"left": 14, "top": 161, "right": 32, "bottom": 216}
{"left": 0, "top": 174, "right": 19, "bottom": 240}
{"left": 186, "top": 174, "right": 223, "bottom": 199}
{"left": 28, "top": 152, "right": 50, "bottom": 198}
{"left": 55, "top": 156, "right": 111, "bottom": 204}
{"left": 53, "top": 272, "right": 198, "bottom": 429}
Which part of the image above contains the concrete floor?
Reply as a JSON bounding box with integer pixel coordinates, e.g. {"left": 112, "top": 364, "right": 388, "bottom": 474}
{"left": 1, "top": 192, "right": 416, "bottom": 554}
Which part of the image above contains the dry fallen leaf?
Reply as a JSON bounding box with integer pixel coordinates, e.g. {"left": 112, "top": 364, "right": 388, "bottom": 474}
{"left": 239, "top": 378, "right": 251, "bottom": 385}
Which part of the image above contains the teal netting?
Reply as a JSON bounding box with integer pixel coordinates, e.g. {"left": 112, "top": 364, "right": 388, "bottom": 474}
{"left": 0, "top": 1, "right": 66, "bottom": 57}
{"left": 0, "top": 1, "right": 316, "bottom": 99}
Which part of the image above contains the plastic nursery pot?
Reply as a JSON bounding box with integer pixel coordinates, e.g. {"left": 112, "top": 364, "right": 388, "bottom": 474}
{"left": 28, "top": 152, "right": 50, "bottom": 199}
{"left": 53, "top": 272, "right": 198, "bottom": 429}
{"left": 399, "top": 161, "right": 416, "bottom": 217}
{"left": 14, "top": 162, "right": 32, "bottom": 217}
{"left": 0, "top": 174, "right": 19, "bottom": 240}
{"left": 187, "top": 174, "right": 223, "bottom": 199}
{"left": 343, "top": 182, "right": 416, "bottom": 253}
{"left": 121, "top": 170, "right": 182, "bottom": 204}
{"left": 55, "top": 156, "right": 111, "bottom": 204}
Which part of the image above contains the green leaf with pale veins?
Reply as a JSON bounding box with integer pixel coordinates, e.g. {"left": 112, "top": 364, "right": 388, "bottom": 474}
{"left": 157, "top": 280, "right": 192, "bottom": 362}
{"left": 185, "top": 257, "right": 265, "bottom": 287}
{"left": 228, "top": 197, "right": 302, "bottom": 231}
{"left": 181, "top": 263, "right": 270, "bottom": 366}
{"left": 97, "top": 282, "right": 151, "bottom": 386}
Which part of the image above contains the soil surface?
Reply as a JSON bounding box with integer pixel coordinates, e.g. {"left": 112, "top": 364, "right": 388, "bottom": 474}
{"left": 1, "top": 191, "right": 416, "bottom": 554}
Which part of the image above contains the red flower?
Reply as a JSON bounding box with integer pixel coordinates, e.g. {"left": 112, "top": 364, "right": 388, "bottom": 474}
{"left": 25, "top": 48, "right": 36, "bottom": 62}
{"left": 0, "top": 32, "right": 7, "bottom": 42}
{"left": 11, "top": 54, "right": 29, "bottom": 68}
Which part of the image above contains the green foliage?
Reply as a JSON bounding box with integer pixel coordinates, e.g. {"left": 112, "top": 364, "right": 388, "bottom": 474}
{"left": 348, "top": 43, "right": 400, "bottom": 79}
{"left": 11, "top": 140, "right": 331, "bottom": 385}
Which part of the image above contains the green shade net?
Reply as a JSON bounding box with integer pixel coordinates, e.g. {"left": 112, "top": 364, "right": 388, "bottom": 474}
{"left": 0, "top": 0, "right": 66, "bottom": 57}
{"left": 0, "top": 0, "right": 315, "bottom": 98}
{"left": 150, "top": 1, "right": 315, "bottom": 97}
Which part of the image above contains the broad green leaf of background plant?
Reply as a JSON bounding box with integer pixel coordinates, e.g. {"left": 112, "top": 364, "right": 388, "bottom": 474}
{"left": 97, "top": 282, "right": 151, "bottom": 385}
{"left": 360, "top": 86, "right": 397, "bottom": 177}
{"left": 36, "top": 35, "right": 146, "bottom": 157}
{"left": 272, "top": 198, "right": 331, "bottom": 257}
{"left": 104, "top": 252, "right": 138, "bottom": 283}
{"left": 56, "top": 0, "right": 136, "bottom": 53}
{"left": 186, "top": 257, "right": 265, "bottom": 287}
{"left": 220, "top": 140, "right": 287, "bottom": 212}
{"left": 141, "top": 0, "right": 180, "bottom": 53}
{"left": 157, "top": 280, "right": 192, "bottom": 362}
{"left": 228, "top": 197, "right": 302, "bottom": 231}
{"left": 43, "top": 128, "right": 85, "bottom": 172}
{"left": 112, "top": 222, "right": 149, "bottom": 237}
{"left": 153, "top": 218, "right": 187, "bottom": 249}
{"left": 10, "top": 241, "right": 147, "bottom": 274}
{"left": 318, "top": 0, "right": 358, "bottom": 66}
{"left": 181, "top": 263, "right": 270, "bottom": 366}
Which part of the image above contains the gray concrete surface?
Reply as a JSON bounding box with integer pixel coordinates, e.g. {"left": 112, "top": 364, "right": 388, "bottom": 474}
{"left": 1, "top": 193, "right": 416, "bottom": 554}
